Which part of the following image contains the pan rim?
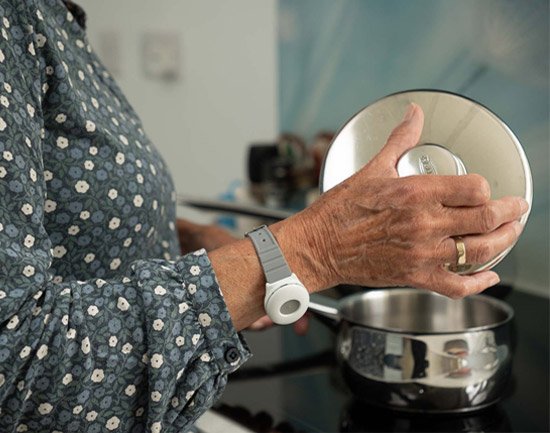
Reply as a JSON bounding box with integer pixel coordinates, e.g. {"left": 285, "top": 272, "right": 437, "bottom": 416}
{"left": 338, "top": 288, "right": 515, "bottom": 335}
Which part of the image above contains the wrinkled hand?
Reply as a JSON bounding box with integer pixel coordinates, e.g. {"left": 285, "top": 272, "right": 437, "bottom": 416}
{"left": 293, "top": 104, "right": 528, "bottom": 298}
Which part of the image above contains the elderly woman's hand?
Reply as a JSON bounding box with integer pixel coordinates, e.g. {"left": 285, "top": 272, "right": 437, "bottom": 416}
{"left": 211, "top": 104, "right": 528, "bottom": 329}
{"left": 281, "top": 104, "right": 528, "bottom": 299}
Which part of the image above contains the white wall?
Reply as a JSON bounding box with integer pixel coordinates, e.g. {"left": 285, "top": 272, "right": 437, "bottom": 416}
{"left": 81, "top": 0, "right": 279, "bottom": 220}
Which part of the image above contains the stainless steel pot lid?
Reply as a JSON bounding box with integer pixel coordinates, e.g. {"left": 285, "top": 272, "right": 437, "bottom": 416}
{"left": 320, "top": 90, "right": 532, "bottom": 273}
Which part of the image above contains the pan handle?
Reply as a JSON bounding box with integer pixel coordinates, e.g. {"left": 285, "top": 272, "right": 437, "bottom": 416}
{"left": 308, "top": 294, "right": 341, "bottom": 330}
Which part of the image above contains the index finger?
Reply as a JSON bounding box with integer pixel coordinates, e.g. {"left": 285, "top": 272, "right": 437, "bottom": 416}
{"left": 427, "top": 174, "right": 491, "bottom": 207}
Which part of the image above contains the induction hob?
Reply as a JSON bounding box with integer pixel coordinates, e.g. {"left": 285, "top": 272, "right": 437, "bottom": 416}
{"left": 216, "top": 288, "right": 549, "bottom": 432}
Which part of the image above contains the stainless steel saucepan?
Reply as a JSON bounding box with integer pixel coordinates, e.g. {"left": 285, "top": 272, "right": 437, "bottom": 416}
{"left": 308, "top": 289, "right": 514, "bottom": 413}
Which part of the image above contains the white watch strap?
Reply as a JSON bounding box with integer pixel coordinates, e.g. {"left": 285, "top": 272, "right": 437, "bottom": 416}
{"left": 246, "top": 225, "right": 292, "bottom": 284}
{"left": 246, "top": 225, "right": 309, "bottom": 325}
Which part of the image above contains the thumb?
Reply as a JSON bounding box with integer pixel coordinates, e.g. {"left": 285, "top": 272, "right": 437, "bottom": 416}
{"left": 372, "top": 103, "right": 424, "bottom": 171}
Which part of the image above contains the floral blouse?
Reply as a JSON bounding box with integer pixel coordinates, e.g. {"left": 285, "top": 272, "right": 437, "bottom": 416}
{"left": 0, "top": 1, "right": 250, "bottom": 432}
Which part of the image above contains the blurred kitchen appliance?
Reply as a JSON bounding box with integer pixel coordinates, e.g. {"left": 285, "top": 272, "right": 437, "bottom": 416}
{"left": 247, "top": 135, "right": 317, "bottom": 210}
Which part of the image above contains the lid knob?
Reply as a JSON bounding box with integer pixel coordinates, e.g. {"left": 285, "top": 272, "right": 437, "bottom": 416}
{"left": 396, "top": 144, "right": 467, "bottom": 177}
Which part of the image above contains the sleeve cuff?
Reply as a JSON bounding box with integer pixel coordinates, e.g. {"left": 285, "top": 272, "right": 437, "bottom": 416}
{"left": 175, "top": 249, "right": 252, "bottom": 373}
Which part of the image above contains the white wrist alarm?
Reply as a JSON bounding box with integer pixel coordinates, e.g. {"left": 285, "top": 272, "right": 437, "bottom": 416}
{"left": 246, "top": 225, "right": 309, "bottom": 325}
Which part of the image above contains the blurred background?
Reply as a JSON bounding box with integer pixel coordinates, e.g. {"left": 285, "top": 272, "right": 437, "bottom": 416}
{"left": 81, "top": 0, "right": 548, "bottom": 296}
{"left": 79, "top": 1, "right": 548, "bottom": 430}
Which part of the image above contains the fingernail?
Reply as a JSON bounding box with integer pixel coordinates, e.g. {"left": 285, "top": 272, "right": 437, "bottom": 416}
{"left": 513, "top": 221, "right": 523, "bottom": 237}
{"left": 403, "top": 104, "right": 417, "bottom": 122}
{"left": 519, "top": 198, "right": 529, "bottom": 213}
{"left": 489, "top": 273, "right": 500, "bottom": 286}
{"left": 248, "top": 323, "right": 265, "bottom": 331}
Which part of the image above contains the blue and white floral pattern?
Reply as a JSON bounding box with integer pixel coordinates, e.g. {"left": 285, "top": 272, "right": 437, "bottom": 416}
{"left": 0, "top": 1, "right": 250, "bottom": 432}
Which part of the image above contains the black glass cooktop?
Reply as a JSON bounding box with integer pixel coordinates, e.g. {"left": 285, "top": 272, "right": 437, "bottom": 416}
{"left": 216, "top": 288, "right": 549, "bottom": 432}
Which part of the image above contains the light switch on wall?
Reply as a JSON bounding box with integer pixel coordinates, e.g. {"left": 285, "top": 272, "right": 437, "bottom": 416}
{"left": 142, "top": 32, "right": 181, "bottom": 82}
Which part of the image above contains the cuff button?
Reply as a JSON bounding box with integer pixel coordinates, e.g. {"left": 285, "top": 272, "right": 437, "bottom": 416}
{"left": 224, "top": 347, "right": 240, "bottom": 364}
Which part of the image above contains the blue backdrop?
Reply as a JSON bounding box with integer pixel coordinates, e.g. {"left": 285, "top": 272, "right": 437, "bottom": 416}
{"left": 278, "top": 0, "right": 549, "bottom": 294}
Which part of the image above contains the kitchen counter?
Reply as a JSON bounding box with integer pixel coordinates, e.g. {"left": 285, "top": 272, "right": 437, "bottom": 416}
{"left": 216, "top": 288, "right": 549, "bottom": 432}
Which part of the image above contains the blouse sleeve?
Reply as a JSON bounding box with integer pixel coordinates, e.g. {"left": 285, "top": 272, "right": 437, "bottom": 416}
{"left": 0, "top": 3, "right": 250, "bottom": 433}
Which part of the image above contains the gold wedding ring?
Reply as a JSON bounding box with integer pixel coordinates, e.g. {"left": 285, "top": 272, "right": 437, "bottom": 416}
{"left": 454, "top": 237, "right": 467, "bottom": 267}
{"left": 446, "top": 237, "right": 468, "bottom": 273}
